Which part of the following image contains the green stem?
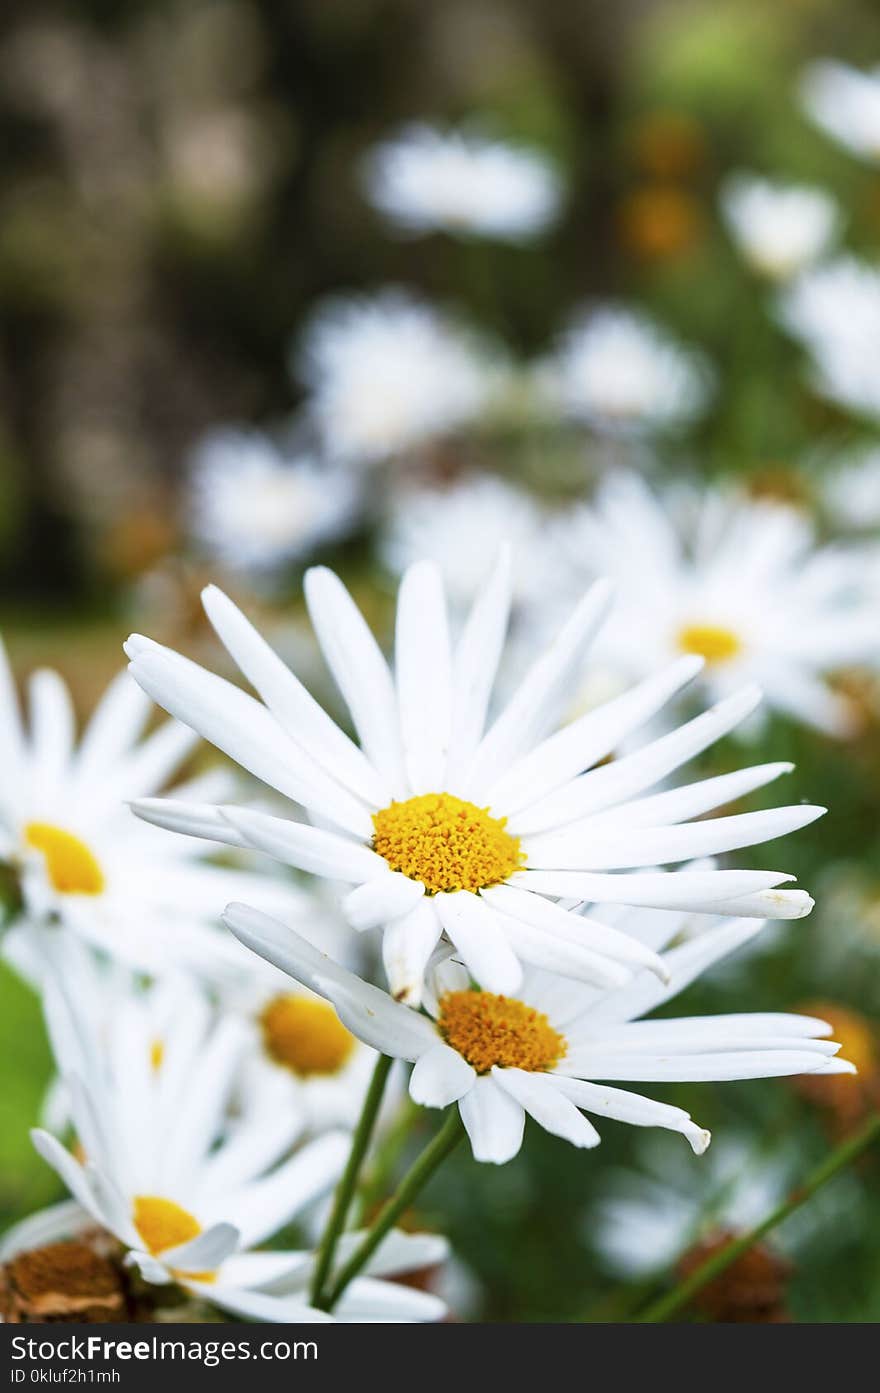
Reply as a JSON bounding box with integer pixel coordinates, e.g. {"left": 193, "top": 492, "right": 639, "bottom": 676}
{"left": 309, "top": 1053, "right": 393, "bottom": 1306}
{"left": 319, "top": 1108, "right": 465, "bottom": 1313}
{"left": 352, "top": 1095, "right": 421, "bottom": 1227}
{"left": 637, "top": 1112, "right": 880, "bottom": 1324}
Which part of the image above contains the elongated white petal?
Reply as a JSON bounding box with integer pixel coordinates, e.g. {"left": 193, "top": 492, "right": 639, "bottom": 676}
{"left": 202, "top": 585, "right": 389, "bottom": 806}
{"left": 29, "top": 1131, "right": 105, "bottom": 1232}
{"left": 0, "top": 1200, "right": 94, "bottom": 1262}
{"left": 690, "top": 887, "right": 814, "bottom": 919}
{"left": 488, "top": 904, "right": 632, "bottom": 988}
{"left": 161, "top": 1223, "right": 240, "bottom": 1273}
{"left": 381, "top": 900, "right": 442, "bottom": 1004}
{"left": 131, "top": 798, "right": 250, "bottom": 849}
{"left": 458, "top": 1075, "right": 525, "bottom": 1163}
{"left": 335, "top": 1276, "right": 446, "bottom": 1323}
{"left": 342, "top": 872, "right": 425, "bottom": 930}
{"left": 570, "top": 1049, "right": 844, "bottom": 1082}
{"left": 525, "top": 805, "right": 826, "bottom": 870}
{"left": 230, "top": 1132, "right": 349, "bottom": 1249}
{"left": 221, "top": 807, "right": 384, "bottom": 882}
{"left": 304, "top": 567, "right": 406, "bottom": 793}
{"left": 222, "top": 903, "right": 436, "bottom": 1059}
{"left": 395, "top": 561, "right": 452, "bottom": 792}
{"left": 409, "top": 1043, "right": 475, "bottom": 1108}
{"left": 463, "top": 579, "right": 613, "bottom": 798}
{"left": 434, "top": 892, "right": 522, "bottom": 993}
{"left": 446, "top": 549, "right": 512, "bottom": 781}
{"left": 493, "top": 1068, "right": 601, "bottom": 1148}
{"left": 513, "top": 867, "right": 792, "bottom": 909}
{"left": 489, "top": 655, "right": 703, "bottom": 815}
{"left": 547, "top": 1076, "right": 710, "bottom": 1153}
{"left": 585, "top": 762, "right": 795, "bottom": 831}
{"left": 29, "top": 668, "right": 75, "bottom": 786}
{"left": 512, "top": 684, "right": 763, "bottom": 835}
{"left": 482, "top": 883, "right": 667, "bottom": 979}
{"left": 74, "top": 671, "right": 151, "bottom": 782}
{"left": 193, "top": 1285, "right": 333, "bottom": 1323}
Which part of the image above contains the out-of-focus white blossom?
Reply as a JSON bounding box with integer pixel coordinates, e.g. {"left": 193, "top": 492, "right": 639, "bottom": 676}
{"left": 801, "top": 61, "right": 880, "bottom": 164}
{"left": 778, "top": 257, "right": 880, "bottom": 423}
{"left": 720, "top": 174, "right": 839, "bottom": 280}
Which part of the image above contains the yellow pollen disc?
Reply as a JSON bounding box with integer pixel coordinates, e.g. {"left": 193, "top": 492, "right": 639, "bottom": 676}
{"left": 677, "top": 623, "right": 742, "bottom": 665}
{"left": 24, "top": 823, "right": 105, "bottom": 896}
{"left": 132, "top": 1196, "right": 201, "bottom": 1257}
{"left": 150, "top": 1039, "right": 164, "bottom": 1072}
{"left": 260, "top": 995, "right": 356, "bottom": 1077}
{"left": 372, "top": 792, "right": 523, "bottom": 895}
{"left": 438, "top": 990, "right": 567, "bottom": 1074}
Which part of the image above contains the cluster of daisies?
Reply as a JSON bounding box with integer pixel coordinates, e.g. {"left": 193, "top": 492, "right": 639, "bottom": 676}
{"left": 2, "top": 61, "right": 880, "bottom": 1325}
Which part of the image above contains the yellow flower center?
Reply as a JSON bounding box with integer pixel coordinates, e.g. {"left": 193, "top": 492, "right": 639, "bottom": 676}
{"left": 150, "top": 1039, "right": 164, "bottom": 1072}
{"left": 372, "top": 792, "right": 523, "bottom": 895}
{"left": 677, "top": 623, "right": 742, "bottom": 665}
{"left": 132, "top": 1196, "right": 201, "bottom": 1256}
{"left": 260, "top": 995, "right": 356, "bottom": 1077}
{"left": 438, "top": 990, "right": 567, "bottom": 1074}
{"left": 24, "top": 823, "right": 105, "bottom": 896}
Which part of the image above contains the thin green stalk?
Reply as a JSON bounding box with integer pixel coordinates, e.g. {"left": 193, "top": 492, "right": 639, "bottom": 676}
{"left": 319, "top": 1108, "right": 465, "bottom": 1313}
{"left": 637, "top": 1111, "right": 880, "bottom": 1324}
{"left": 309, "top": 1053, "right": 393, "bottom": 1306}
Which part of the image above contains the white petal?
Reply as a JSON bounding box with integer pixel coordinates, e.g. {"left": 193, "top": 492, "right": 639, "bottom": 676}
{"left": 29, "top": 1131, "right": 106, "bottom": 1232}
{"left": 342, "top": 872, "right": 425, "bottom": 930}
{"left": 571, "top": 1050, "right": 846, "bottom": 1082}
{"left": 587, "top": 762, "right": 795, "bottom": 831}
{"left": 434, "top": 892, "right": 522, "bottom": 993}
{"left": 547, "top": 1076, "right": 710, "bottom": 1153}
{"left": 202, "top": 584, "right": 389, "bottom": 805}
{"left": 335, "top": 1275, "right": 446, "bottom": 1323}
{"left": 381, "top": 900, "right": 442, "bottom": 1004}
{"left": 482, "top": 883, "right": 667, "bottom": 979}
{"left": 304, "top": 566, "right": 406, "bottom": 793}
{"left": 230, "top": 1132, "right": 349, "bottom": 1248}
{"left": 512, "top": 684, "right": 764, "bottom": 835}
{"left": 29, "top": 668, "right": 75, "bottom": 786}
{"left": 131, "top": 797, "right": 249, "bottom": 849}
{"left": 446, "top": 548, "right": 512, "bottom": 782}
{"left": 74, "top": 670, "right": 151, "bottom": 782}
{"left": 513, "top": 867, "right": 793, "bottom": 909}
{"left": 459, "top": 1075, "right": 525, "bottom": 1164}
{"left": 221, "top": 807, "right": 384, "bottom": 882}
{"left": 489, "top": 655, "right": 703, "bottom": 816}
{"left": 493, "top": 1068, "right": 601, "bottom": 1148}
{"left": 463, "top": 579, "right": 613, "bottom": 798}
{"left": 0, "top": 1200, "right": 94, "bottom": 1262}
{"left": 409, "top": 1043, "right": 475, "bottom": 1108}
{"left": 161, "top": 1222, "right": 240, "bottom": 1273}
{"left": 395, "top": 561, "right": 452, "bottom": 792}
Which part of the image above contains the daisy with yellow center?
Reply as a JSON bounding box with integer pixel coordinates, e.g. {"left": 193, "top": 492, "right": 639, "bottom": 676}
{"left": 28, "top": 944, "right": 446, "bottom": 1322}
{"left": 560, "top": 472, "right": 877, "bottom": 737}
{"left": 0, "top": 647, "right": 303, "bottom": 983}
{"left": 225, "top": 903, "right": 853, "bottom": 1165}
{"left": 128, "top": 555, "right": 822, "bottom": 1007}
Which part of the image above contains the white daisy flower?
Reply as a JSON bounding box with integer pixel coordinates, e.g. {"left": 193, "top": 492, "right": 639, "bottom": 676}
{"left": 801, "top": 61, "right": 880, "bottom": 164}
{"left": 362, "top": 123, "right": 563, "bottom": 241}
{"left": 538, "top": 305, "right": 713, "bottom": 437}
{"left": 777, "top": 257, "right": 880, "bottom": 423}
{"left": 720, "top": 174, "right": 839, "bottom": 281}
{"left": 223, "top": 902, "right": 852, "bottom": 1166}
{"left": 560, "top": 472, "right": 879, "bottom": 735}
{"left": 125, "top": 560, "right": 822, "bottom": 1006}
{"left": 25, "top": 954, "right": 445, "bottom": 1322}
{"left": 187, "top": 428, "right": 362, "bottom": 576}
{"left": 295, "top": 290, "right": 496, "bottom": 466}
{"left": 380, "top": 473, "right": 559, "bottom": 611}
{"left": 0, "top": 648, "right": 295, "bottom": 979}
{"left": 820, "top": 446, "right": 880, "bottom": 531}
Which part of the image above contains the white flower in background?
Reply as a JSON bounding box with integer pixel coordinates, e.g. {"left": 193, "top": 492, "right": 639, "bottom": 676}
{"left": 801, "top": 61, "right": 880, "bottom": 163}
{"left": 820, "top": 447, "right": 880, "bottom": 531}
{"left": 225, "top": 902, "right": 851, "bottom": 1166}
{"left": 24, "top": 953, "right": 445, "bottom": 1322}
{"left": 540, "top": 306, "right": 712, "bottom": 436}
{"left": 188, "top": 428, "right": 361, "bottom": 576}
{"left": 777, "top": 257, "right": 880, "bottom": 423}
{"left": 720, "top": 174, "right": 839, "bottom": 281}
{"left": 589, "top": 1132, "right": 858, "bottom": 1278}
{"left": 560, "top": 472, "right": 879, "bottom": 735}
{"left": 126, "top": 560, "right": 821, "bottom": 1007}
{"left": 362, "top": 123, "right": 563, "bottom": 241}
{"left": 380, "top": 473, "right": 560, "bottom": 610}
{"left": 0, "top": 648, "right": 296, "bottom": 980}
{"left": 296, "top": 291, "right": 496, "bottom": 466}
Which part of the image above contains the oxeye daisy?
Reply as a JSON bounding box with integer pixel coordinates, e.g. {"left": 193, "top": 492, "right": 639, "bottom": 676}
{"left": 125, "top": 558, "right": 824, "bottom": 1006}
{"left": 801, "top": 61, "right": 880, "bottom": 164}
{"left": 187, "top": 427, "right": 362, "bottom": 579}
{"left": 559, "top": 472, "right": 879, "bottom": 735}
{"left": 223, "top": 903, "right": 853, "bottom": 1165}
{"left": 538, "top": 304, "right": 713, "bottom": 437}
{"left": 24, "top": 954, "right": 446, "bottom": 1323}
{"left": 361, "top": 123, "right": 563, "bottom": 241}
{"left": 0, "top": 647, "right": 296, "bottom": 980}
{"left": 720, "top": 174, "right": 839, "bottom": 281}
{"left": 295, "top": 290, "right": 497, "bottom": 467}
